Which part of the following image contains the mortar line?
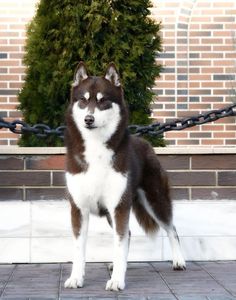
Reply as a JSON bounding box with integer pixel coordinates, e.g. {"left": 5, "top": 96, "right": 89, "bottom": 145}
{"left": 58, "top": 263, "right": 63, "bottom": 299}
{"left": 0, "top": 264, "right": 17, "bottom": 297}
{"left": 195, "top": 261, "right": 235, "bottom": 297}
{"left": 150, "top": 262, "right": 179, "bottom": 300}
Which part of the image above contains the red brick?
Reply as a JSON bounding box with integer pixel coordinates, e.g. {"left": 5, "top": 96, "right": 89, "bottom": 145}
{"left": 202, "top": 38, "right": 223, "bottom": 44}
{"left": 201, "top": 53, "right": 223, "bottom": 59}
{"left": 226, "top": 140, "right": 236, "bottom": 145}
{"left": 202, "top": 67, "right": 223, "bottom": 73}
{"left": 9, "top": 82, "right": 23, "bottom": 89}
{"left": 213, "top": 89, "right": 229, "bottom": 95}
{"left": 0, "top": 75, "right": 19, "bottom": 81}
{"left": 192, "top": 188, "right": 236, "bottom": 200}
{"left": 202, "top": 125, "right": 224, "bottom": 131}
{"left": 0, "top": 83, "right": 7, "bottom": 88}
{"left": 177, "top": 139, "right": 200, "bottom": 145}
{"left": 218, "top": 172, "right": 236, "bottom": 186}
{"left": 165, "top": 132, "right": 188, "bottom": 139}
{"left": 213, "top": 45, "right": 234, "bottom": 51}
{"left": 26, "top": 155, "right": 65, "bottom": 170}
{"left": 202, "top": 97, "right": 224, "bottom": 102}
{"left": 10, "top": 24, "right": 27, "bottom": 30}
{"left": 52, "top": 172, "right": 66, "bottom": 186}
{"left": 9, "top": 39, "right": 25, "bottom": 45}
{"left": 0, "top": 60, "right": 20, "bottom": 67}
{"left": 201, "top": 139, "right": 224, "bottom": 145}
{"left": 0, "top": 39, "right": 7, "bottom": 45}
{"left": 214, "top": 132, "right": 235, "bottom": 138}
{"left": 171, "top": 188, "right": 189, "bottom": 200}
{"left": 0, "top": 31, "right": 19, "bottom": 37}
{"left": 213, "top": 2, "right": 234, "bottom": 7}
{"left": 158, "top": 155, "right": 190, "bottom": 170}
{"left": 189, "top": 82, "right": 200, "bottom": 88}
{"left": 168, "top": 171, "right": 216, "bottom": 186}
{"left": 202, "top": 82, "right": 223, "bottom": 88}
{"left": 0, "top": 188, "right": 23, "bottom": 200}
{"left": 213, "top": 31, "right": 232, "bottom": 37}
{"left": 189, "top": 75, "right": 211, "bottom": 80}
{"left": 190, "top": 132, "right": 212, "bottom": 138}
{"left": 0, "top": 156, "right": 24, "bottom": 170}
{"left": 214, "top": 17, "right": 235, "bottom": 22}
{"left": 226, "top": 125, "right": 236, "bottom": 131}
{"left": 192, "top": 155, "right": 236, "bottom": 170}
{"left": 0, "top": 46, "right": 20, "bottom": 52}
{"left": 191, "top": 17, "right": 211, "bottom": 22}
{"left": 0, "top": 172, "right": 50, "bottom": 186}
{"left": 26, "top": 188, "right": 66, "bottom": 201}
{"left": 9, "top": 67, "right": 26, "bottom": 74}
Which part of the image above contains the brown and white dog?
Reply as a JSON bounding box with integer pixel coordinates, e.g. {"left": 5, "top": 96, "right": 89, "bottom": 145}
{"left": 64, "top": 62, "right": 186, "bottom": 291}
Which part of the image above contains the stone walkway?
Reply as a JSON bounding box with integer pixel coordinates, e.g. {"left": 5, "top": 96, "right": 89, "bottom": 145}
{"left": 0, "top": 262, "right": 236, "bottom": 299}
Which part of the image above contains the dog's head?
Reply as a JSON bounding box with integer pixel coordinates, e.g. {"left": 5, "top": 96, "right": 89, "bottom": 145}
{"left": 69, "top": 62, "right": 127, "bottom": 141}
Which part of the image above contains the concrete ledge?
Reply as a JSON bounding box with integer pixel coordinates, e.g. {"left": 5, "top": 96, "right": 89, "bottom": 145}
{"left": 0, "top": 146, "right": 236, "bottom": 155}
{"left": 0, "top": 147, "right": 66, "bottom": 155}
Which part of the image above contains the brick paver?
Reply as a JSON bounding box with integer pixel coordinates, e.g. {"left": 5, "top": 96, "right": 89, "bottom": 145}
{"left": 0, "top": 262, "right": 236, "bottom": 299}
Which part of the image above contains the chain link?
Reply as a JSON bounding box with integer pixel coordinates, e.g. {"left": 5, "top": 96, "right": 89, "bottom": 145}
{"left": 0, "top": 103, "right": 236, "bottom": 139}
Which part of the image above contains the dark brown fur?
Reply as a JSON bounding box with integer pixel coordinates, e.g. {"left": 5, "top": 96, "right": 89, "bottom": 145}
{"left": 65, "top": 63, "right": 185, "bottom": 291}
{"left": 66, "top": 68, "right": 172, "bottom": 240}
{"left": 68, "top": 193, "right": 82, "bottom": 238}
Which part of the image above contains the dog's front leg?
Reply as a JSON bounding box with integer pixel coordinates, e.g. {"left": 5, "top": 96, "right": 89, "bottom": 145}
{"left": 106, "top": 203, "right": 130, "bottom": 291}
{"left": 65, "top": 202, "right": 89, "bottom": 289}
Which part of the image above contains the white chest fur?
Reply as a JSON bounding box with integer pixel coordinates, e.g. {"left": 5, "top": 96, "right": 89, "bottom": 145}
{"left": 66, "top": 138, "right": 128, "bottom": 215}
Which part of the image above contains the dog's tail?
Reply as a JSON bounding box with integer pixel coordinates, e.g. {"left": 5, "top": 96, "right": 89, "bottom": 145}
{"left": 132, "top": 193, "right": 160, "bottom": 235}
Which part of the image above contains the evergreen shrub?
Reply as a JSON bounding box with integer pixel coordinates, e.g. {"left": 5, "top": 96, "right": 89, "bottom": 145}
{"left": 18, "top": 0, "right": 165, "bottom": 146}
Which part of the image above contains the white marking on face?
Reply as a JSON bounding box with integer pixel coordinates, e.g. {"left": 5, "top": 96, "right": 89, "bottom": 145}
{"left": 72, "top": 101, "right": 121, "bottom": 143}
{"left": 84, "top": 92, "right": 90, "bottom": 100}
{"left": 96, "top": 92, "right": 103, "bottom": 102}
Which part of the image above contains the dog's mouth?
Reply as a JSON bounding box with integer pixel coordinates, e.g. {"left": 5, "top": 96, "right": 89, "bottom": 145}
{"left": 85, "top": 125, "right": 97, "bottom": 130}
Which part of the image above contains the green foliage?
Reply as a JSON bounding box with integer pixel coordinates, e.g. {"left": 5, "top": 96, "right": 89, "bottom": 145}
{"left": 18, "top": 0, "right": 164, "bottom": 146}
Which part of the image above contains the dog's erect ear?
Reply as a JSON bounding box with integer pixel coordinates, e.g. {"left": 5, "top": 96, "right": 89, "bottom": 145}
{"left": 105, "top": 63, "right": 121, "bottom": 87}
{"left": 72, "top": 62, "right": 88, "bottom": 87}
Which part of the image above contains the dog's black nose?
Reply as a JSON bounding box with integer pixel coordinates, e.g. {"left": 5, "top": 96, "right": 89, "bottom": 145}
{"left": 84, "top": 115, "right": 95, "bottom": 126}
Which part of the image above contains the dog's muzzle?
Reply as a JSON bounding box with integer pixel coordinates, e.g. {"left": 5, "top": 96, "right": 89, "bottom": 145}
{"left": 84, "top": 115, "right": 95, "bottom": 128}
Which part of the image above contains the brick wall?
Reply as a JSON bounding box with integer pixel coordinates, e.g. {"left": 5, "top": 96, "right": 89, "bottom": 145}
{"left": 1, "top": 150, "right": 236, "bottom": 201}
{"left": 0, "top": 0, "right": 236, "bottom": 146}
{"left": 151, "top": 0, "right": 236, "bottom": 146}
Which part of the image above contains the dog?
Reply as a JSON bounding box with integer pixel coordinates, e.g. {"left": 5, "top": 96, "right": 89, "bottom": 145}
{"left": 64, "top": 62, "right": 186, "bottom": 291}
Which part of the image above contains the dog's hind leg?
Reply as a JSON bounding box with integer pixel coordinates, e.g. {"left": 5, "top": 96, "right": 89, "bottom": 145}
{"left": 165, "top": 224, "right": 186, "bottom": 270}
{"left": 135, "top": 148, "right": 186, "bottom": 270}
{"left": 135, "top": 188, "right": 186, "bottom": 270}
{"left": 65, "top": 199, "right": 89, "bottom": 288}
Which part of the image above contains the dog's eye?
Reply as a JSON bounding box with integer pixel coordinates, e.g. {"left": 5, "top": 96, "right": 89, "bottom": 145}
{"left": 98, "top": 97, "right": 107, "bottom": 103}
{"left": 79, "top": 97, "right": 87, "bottom": 102}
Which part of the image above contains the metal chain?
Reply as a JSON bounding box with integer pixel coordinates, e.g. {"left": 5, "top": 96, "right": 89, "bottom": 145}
{"left": 0, "top": 103, "right": 236, "bottom": 139}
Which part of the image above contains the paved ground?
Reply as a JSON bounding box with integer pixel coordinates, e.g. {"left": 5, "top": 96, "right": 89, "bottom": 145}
{"left": 0, "top": 262, "right": 236, "bottom": 299}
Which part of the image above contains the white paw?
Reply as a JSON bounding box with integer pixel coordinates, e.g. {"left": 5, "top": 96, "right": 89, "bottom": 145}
{"left": 64, "top": 276, "right": 84, "bottom": 289}
{"left": 106, "top": 279, "right": 125, "bottom": 291}
{"left": 173, "top": 258, "right": 186, "bottom": 271}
